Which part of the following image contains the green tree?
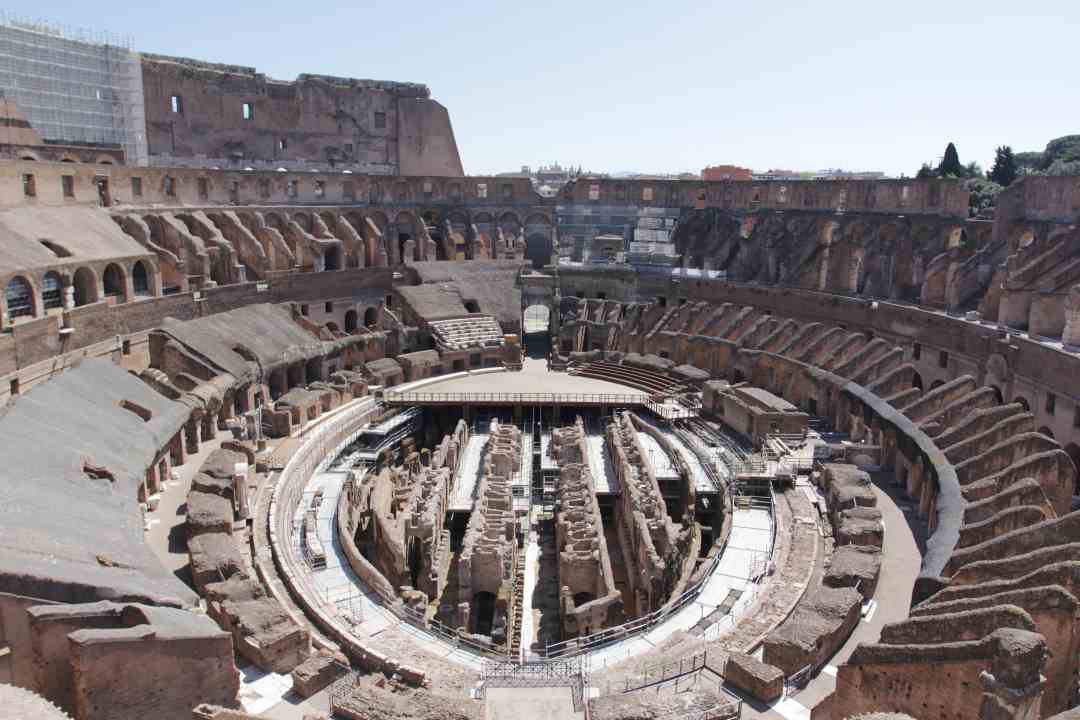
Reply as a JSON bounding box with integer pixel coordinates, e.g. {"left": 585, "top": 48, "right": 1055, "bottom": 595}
{"left": 988, "top": 146, "right": 1018, "bottom": 186}
{"left": 916, "top": 162, "right": 936, "bottom": 179}
{"left": 937, "top": 142, "right": 964, "bottom": 178}
{"left": 965, "top": 177, "right": 1003, "bottom": 217}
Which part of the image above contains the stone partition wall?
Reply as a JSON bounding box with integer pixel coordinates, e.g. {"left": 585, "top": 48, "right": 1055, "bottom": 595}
{"left": 359, "top": 419, "right": 467, "bottom": 605}
{"left": 456, "top": 420, "right": 520, "bottom": 640}
{"left": 605, "top": 411, "right": 687, "bottom": 617}
{"left": 551, "top": 418, "right": 623, "bottom": 638}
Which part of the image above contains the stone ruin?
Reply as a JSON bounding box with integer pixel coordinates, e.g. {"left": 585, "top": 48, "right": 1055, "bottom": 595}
{"left": 604, "top": 411, "right": 690, "bottom": 616}
{"left": 551, "top": 418, "right": 624, "bottom": 637}
{"left": 456, "top": 420, "right": 521, "bottom": 642}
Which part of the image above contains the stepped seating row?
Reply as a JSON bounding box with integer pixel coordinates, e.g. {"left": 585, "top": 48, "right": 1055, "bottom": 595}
{"left": 430, "top": 315, "right": 505, "bottom": 351}
{"left": 186, "top": 445, "right": 312, "bottom": 674}
{"left": 595, "top": 296, "right": 1080, "bottom": 718}
{"left": 570, "top": 360, "right": 686, "bottom": 396}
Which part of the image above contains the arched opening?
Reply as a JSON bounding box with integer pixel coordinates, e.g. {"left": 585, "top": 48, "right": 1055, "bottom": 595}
{"left": 522, "top": 304, "right": 551, "bottom": 359}
{"left": 325, "top": 321, "right": 340, "bottom": 334}
{"left": 911, "top": 371, "right": 924, "bottom": 391}
{"left": 73, "top": 267, "right": 97, "bottom": 306}
{"left": 471, "top": 591, "right": 496, "bottom": 635}
{"left": 989, "top": 385, "right": 1004, "bottom": 405}
{"left": 344, "top": 310, "right": 358, "bottom": 333}
{"left": 268, "top": 368, "right": 287, "bottom": 400}
{"left": 102, "top": 263, "right": 126, "bottom": 302}
{"left": 464, "top": 300, "right": 480, "bottom": 314}
{"left": 573, "top": 592, "right": 595, "bottom": 608}
{"left": 1064, "top": 443, "right": 1080, "bottom": 494}
{"left": 323, "top": 244, "right": 341, "bottom": 271}
{"left": 364, "top": 307, "right": 378, "bottom": 328}
{"left": 132, "top": 261, "right": 151, "bottom": 297}
{"left": 930, "top": 379, "right": 945, "bottom": 390}
{"left": 407, "top": 537, "right": 422, "bottom": 588}
{"left": 42, "top": 271, "right": 63, "bottom": 311}
{"left": 1038, "top": 426, "right": 1055, "bottom": 439}
{"left": 4, "top": 276, "right": 35, "bottom": 321}
{"left": 287, "top": 363, "right": 304, "bottom": 388}
{"left": 732, "top": 368, "right": 746, "bottom": 384}
{"left": 395, "top": 212, "right": 414, "bottom": 263}
{"left": 1014, "top": 396, "right": 1031, "bottom": 412}
{"left": 305, "top": 358, "right": 321, "bottom": 384}
{"left": 525, "top": 234, "right": 551, "bottom": 269}
{"left": 423, "top": 210, "right": 447, "bottom": 261}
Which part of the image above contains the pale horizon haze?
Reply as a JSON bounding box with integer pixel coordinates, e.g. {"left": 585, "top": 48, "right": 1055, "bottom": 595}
{"left": 10, "top": 0, "right": 1078, "bottom": 176}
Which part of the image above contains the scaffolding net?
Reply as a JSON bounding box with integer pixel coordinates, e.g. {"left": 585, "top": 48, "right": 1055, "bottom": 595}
{"left": 0, "top": 13, "right": 147, "bottom": 164}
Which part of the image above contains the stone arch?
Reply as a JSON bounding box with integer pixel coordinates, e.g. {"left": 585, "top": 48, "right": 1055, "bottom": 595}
{"left": 73, "top": 266, "right": 98, "bottom": 306}
{"left": 132, "top": 260, "right": 152, "bottom": 297}
{"left": 929, "top": 379, "right": 945, "bottom": 390}
{"left": 103, "top": 263, "right": 127, "bottom": 302}
{"left": 1038, "top": 426, "right": 1055, "bottom": 439}
{"left": 395, "top": 211, "right": 416, "bottom": 263}
{"left": 1064, "top": 443, "right": 1080, "bottom": 492}
{"left": 498, "top": 212, "right": 521, "bottom": 242}
{"left": 1013, "top": 395, "right": 1031, "bottom": 412}
{"left": 474, "top": 212, "right": 495, "bottom": 258}
{"left": 988, "top": 385, "right": 1005, "bottom": 404}
{"left": 323, "top": 243, "right": 342, "bottom": 271}
{"left": 292, "top": 211, "right": 313, "bottom": 234}
{"left": 364, "top": 306, "right": 378, "bottom": 328}
{"left": 422, "top": 209, "right": 448, "bottom": 261}
{"left": 911, "top": 371, "right": 924, "bottom": 391}
{"left": 42, "top": 271, "right": 63, "bottom": 311}
{"left": 344, "top": 310, "right": 358, "bottom": 333}
{"left": 4, "top": 275, "right": 35, "bottom": 322}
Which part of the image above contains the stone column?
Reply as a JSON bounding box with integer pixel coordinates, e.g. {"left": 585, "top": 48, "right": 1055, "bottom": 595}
{"left": 1063, "top": 284, "right": 1080, "bottom": 351}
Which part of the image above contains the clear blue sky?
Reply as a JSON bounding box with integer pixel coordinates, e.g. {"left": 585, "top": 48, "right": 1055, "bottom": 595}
{"left": 12, "top": 0, "right": 1077, "bottom": 176}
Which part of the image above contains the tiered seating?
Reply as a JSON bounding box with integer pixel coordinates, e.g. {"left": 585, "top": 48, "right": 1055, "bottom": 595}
{"left": 430, "top": 315, "right": 505, "bottom": 350}
{"left": 571, "top": 360, "right": 686, "bottom": 396}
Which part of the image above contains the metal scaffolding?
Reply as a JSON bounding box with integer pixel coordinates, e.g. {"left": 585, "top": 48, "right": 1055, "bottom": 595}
{"left": 0, "top": 13, "right": 147, "bottom": 164}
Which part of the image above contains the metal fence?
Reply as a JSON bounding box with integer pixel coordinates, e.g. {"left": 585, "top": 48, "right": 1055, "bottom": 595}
{"left": 481, "top": 657, "right": 588, "bottom": 712}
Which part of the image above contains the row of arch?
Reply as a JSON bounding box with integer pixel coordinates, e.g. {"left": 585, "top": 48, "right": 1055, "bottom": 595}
{"left": 3, "top": 261, "right": 153, "bottom": 323}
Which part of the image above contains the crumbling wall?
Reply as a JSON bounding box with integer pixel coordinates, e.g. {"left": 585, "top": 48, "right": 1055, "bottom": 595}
{"left": 457, "top": 420, "right": 519, "bottom": 641}
{"left": 552, "top": 418, "right": 622, "bottom": 637}
{"left": 605, "top": 411, "right": 684, "bottom": 617}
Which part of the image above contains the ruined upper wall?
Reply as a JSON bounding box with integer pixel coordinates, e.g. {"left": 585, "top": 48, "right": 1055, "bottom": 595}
{"left": 140, "top": 54, "right": 462, "bottom": 176}
{"left": 560, "top": 176, "right": 968, "bottom": 217}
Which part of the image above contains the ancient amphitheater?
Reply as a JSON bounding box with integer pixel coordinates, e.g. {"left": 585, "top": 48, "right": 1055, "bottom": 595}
{"left": 3, "top": 26, "right": 1080, "bottom": 720}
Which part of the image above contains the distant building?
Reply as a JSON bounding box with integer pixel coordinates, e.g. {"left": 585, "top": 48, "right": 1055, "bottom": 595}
{"left": 702, "top": 165, "right": 752, "bottom": 181}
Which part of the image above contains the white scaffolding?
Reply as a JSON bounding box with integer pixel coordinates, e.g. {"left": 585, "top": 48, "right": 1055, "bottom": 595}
{"left": 0, "top": 13, "right": 147, "bottom": 164}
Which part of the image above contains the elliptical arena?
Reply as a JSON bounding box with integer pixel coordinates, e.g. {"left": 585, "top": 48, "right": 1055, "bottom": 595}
{"left": 3, "top": 46, "right": 1080, "bottom": 720}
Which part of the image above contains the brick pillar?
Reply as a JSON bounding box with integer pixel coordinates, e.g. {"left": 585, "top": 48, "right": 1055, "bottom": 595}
{"left": 1063, "top": 284, "right": 1080, "bottom": 351}
{"left": 185, "top": 417, "right": 201, "bottom": 455}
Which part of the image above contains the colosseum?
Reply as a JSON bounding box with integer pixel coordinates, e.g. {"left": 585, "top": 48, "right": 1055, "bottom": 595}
{"left": 2, "top": 16, "right": 1080, "bottom": 720}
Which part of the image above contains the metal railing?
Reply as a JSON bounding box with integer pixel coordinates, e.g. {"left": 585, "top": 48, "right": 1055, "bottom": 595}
{"left": 481, "top": 657, "right": 588, "bottom": 712}
{"left": 384, "top": 390, "right": 649, "bottom": 405}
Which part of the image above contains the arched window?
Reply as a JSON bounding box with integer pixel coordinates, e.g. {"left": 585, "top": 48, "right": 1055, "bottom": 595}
{"left": 132, "top": 261, "right": 150, "bottom": 296}
{"left": 344, "top": 310, "right": 358, "bottom": 333}
{"left": 73, "top": 267, "right": 97, "bottom": 306}
{"left": 364, "top": 307, "right": 378, "bottom": 328}
{"left": 42, "top": 271, "right": 63, "bottom": 310}
{"left": 5, "top": 276, "right": 34, "bottom": 321}
{"left": 103, "top": 263, "right": 125, "bottom": 300}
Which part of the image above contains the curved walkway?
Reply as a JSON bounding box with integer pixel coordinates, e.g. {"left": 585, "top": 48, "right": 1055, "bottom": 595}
{"left": 760, "top": 475, "right": 922, "bottom": 720}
